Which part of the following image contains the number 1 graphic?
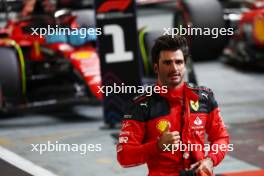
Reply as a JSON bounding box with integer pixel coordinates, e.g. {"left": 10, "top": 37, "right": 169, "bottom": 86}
{"left": 104, "top": 25, "right": 133, "bottom": 63}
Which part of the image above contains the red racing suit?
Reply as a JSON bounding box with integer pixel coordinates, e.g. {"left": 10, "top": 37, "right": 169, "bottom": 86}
{"left": 116, "top": 82, "right": 230, "bottom": 176}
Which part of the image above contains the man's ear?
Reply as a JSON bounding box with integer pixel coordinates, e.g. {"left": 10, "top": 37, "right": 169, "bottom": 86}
{"left": 153, "top": 63, "right": 158, "bottom": 74}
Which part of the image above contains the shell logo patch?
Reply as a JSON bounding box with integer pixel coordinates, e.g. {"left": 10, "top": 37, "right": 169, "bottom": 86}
{"left": 190, "top": 100, "right": 199, "bottom": 111}
{"left": 156, "top": 119, "right": 170, "bottom": 133}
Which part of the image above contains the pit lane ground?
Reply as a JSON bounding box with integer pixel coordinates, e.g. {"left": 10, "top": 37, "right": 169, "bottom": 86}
{"left": 0, "top": 60, "right": 264, "bottom": 176}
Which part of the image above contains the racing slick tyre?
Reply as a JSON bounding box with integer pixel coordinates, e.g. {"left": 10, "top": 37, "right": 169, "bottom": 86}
{"left": 139, "top": 29, "right": 163, "bottom": 78}
{"left": 0, "top": 47, "right": 22, "bottom": 99}
{"left": 175, "top": 0, "right": 227, "bottom": 60}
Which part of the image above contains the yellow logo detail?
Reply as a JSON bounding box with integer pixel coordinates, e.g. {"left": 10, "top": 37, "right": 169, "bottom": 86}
{"left": 190, "top": 100, "right": 199, "bottom": 111}
{"left": 156, "top": 120, "right": 170, "bottom": 133}
{"left": 254, "top": 15, "right": 264, "bottom": 44}
{"left": 72, "top": 51, "right": 92, "bottom": 60}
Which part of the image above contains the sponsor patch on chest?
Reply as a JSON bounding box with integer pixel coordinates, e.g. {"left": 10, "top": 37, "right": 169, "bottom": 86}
{"left": 156, "top": 119, "right": 171, "bottom": 133}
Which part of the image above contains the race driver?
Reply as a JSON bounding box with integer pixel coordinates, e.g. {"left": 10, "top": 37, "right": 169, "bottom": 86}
{"left": 116, "top": 35, "right": 230, "bottom": 176}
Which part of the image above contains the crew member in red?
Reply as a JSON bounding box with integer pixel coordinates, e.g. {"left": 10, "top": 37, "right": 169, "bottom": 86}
{"left": 116, "top": 35, "right": 230, "bottom": 176}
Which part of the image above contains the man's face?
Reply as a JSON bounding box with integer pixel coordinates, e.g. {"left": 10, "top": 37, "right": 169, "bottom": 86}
{"left": 154, "top": 49, "right": 186, "bottom": 89}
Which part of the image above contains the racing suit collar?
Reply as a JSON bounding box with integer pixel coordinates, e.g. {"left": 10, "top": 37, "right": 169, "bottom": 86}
{"left": 184, "top": 83, "right": 199, "bottom": 102}
{"left": 162, "top": 83, "right": 184, "bottom": 102}
{"left": 156, "top": 82, "right": 199, "bottom": 102}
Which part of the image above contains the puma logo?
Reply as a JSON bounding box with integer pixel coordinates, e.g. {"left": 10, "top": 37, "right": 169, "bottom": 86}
{"left": 140, "top": 102, "right": 148, "bottom": 108}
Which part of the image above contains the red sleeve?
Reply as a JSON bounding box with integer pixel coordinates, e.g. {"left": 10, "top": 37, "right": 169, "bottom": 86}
{"left": 206, "top": 106, "right": 230, "bottom": 166}
{"left": 116, "top": 119, "right": 160, "bottom": 167}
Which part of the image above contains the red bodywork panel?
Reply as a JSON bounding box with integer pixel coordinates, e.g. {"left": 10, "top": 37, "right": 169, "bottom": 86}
{"left": 46, "top": 43, "right": 103, "bottom": 100}
{"left": 69, "top": 49, "right": 102, "bottom": 100}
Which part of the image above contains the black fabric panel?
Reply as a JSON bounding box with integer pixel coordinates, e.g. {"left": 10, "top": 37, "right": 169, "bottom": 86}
{"left": 148, "top": 94, "right": 170, "bottom": 121}
{"left": 189, "top": 88, "right": 218, "bottom": 113}
{"left": 123, "top": 93, "right": 170, "bottom": 122}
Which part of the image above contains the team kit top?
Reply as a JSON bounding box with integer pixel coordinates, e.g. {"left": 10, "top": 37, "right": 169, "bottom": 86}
{"left": 117, "top": 82, "right": 230, "bottom": 176}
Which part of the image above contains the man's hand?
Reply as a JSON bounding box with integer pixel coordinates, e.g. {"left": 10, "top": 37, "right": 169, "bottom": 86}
{"left": 157, "top": 125, "right": 180, "bottom": 151}
{"left": 189, "top": 158, "right": 214, "bottom": 176}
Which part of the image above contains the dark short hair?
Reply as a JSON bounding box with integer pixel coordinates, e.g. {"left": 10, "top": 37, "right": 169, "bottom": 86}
{"left": 151, "top": 35, "right": 189, "bottom": 64}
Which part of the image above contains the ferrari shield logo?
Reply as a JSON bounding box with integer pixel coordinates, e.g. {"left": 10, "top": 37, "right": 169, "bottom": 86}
{"left": 190, "top": 100, "right": 199, "bottom": 111}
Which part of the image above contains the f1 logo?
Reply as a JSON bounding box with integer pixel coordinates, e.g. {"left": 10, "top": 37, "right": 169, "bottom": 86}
{"left": 97, "top": 0, "right": 132, "bottom": 13}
